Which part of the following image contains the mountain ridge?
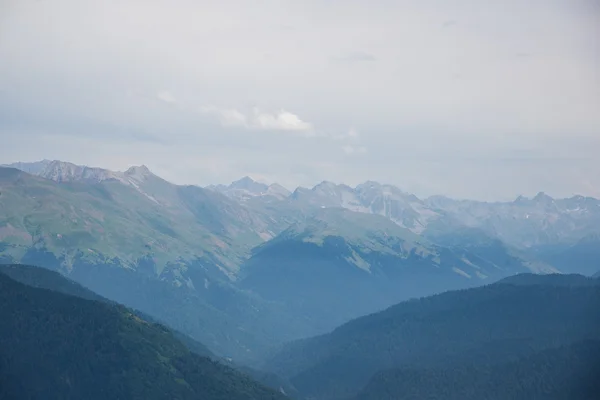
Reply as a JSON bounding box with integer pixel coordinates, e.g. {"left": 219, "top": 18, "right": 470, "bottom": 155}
{"left": 7, "top": 160, "right": 600, "bottom": 248}
{"left": 0, "top": 268, "right": 288, "bottom": 400}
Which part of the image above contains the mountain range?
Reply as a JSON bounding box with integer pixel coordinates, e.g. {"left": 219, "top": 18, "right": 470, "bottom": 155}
{"left": 2, "top": 159, "right": 599, "bottom": 364}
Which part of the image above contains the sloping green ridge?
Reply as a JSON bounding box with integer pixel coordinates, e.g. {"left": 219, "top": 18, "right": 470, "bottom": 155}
{"left": 0, "top": 270, "right": 287, "bottom": 400}
{"left": 0, "top": 167, "right": 268, "bottom": 275}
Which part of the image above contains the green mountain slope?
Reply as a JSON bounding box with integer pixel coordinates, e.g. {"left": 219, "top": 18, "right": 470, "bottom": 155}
{"left": 0, "top": 271, "right": 288, "bottom": 400}
{"left": 264, "top": 274, "right": 600, "bottom": 400}
{"left": 355, "top": 340, "right": 600, "bottom": 400}
{"left": 0, "top": 166, "right": 272, "bottom": 275}
{"left": 0, "top": 167, "right": 312, "bottom": 361}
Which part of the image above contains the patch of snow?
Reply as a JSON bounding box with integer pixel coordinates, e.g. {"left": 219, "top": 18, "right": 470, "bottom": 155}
{"left": 258, "top": 231, "right": 274, "bottom": 241}
{"left": 475, "top": 271, "right": 488, "bottom": 279}
{"left": 452, "top": 267, "right": 472, "bottom": 279}
{"left": 345, "top": 250, "right": 371, "bottom": 272}
{"left": 460, "top": 257, "right": 481, "bottom": 269}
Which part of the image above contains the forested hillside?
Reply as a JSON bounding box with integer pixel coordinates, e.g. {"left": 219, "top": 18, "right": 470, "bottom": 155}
{"left": 0, "top": 271, "right": 287, "bottom": 400}
{"left": 355, "top": 340, "right": 600, "bottom": 400}
{"left": 265, "top": 274, "right": 600, "bottom": 399}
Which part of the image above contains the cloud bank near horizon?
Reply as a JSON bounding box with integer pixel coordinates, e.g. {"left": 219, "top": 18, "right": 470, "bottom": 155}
{"left": 0, "top": 0, "right": 598, "bottom": 200}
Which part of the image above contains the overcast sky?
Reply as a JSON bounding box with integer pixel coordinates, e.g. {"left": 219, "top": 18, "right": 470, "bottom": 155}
{"left": 1, "top": 0, "right": 598, "bottom": 200}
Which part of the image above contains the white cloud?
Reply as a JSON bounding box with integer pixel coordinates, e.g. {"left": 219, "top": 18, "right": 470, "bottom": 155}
{"left": 337, "top": 128, "right": 366, "bottom": 155}
{"left": 200, "top": 106, "right": 248, "bottom": 127}
{"left": 251, "top": 108, "right": 313, "bottom": 132}
{"left": 157, "top": 90, "right": 176, "bottom": 103}
{"left": 347, "top": 128, "right": 360, "bottom": 139}
{"left": 332, "top": 128, "right": 361, "bottom": 142}
{"left": 201, "top": 106, "right": 313, "bottom": 133}
{"left": 342, "top": 145, "right": 367, "bottom": 155}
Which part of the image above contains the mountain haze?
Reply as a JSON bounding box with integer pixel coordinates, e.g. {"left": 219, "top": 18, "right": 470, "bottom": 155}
{"left": 3, "top": 159, "right": 600, "bottom": 364}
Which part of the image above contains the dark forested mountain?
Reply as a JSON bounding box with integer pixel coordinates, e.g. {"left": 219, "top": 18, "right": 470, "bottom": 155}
{"left": 0, "top": 273, "right": 283, "bottom": 400}
{"left": 264, "top": 274, "right": 600, "bottom": 400}
{"left": 497, "top": 272, "right": 600, "bottom": 287}
{"left": 0, "top": 264, "right": 219, "bottom": 359}
{"left": 355, "top": 340, "right": 600, "bottom": 400}
{"left": 0, "top": 263, "right": 106, "bottom": 302}
{"left": 0, "top": 264, "right": 304, "bottom": 393}
{"left": 0, "top": 271, "right": 288, "bottom": 400}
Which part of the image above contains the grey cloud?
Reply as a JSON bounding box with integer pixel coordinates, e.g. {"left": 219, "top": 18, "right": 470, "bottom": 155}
{"left": 0, "top": 0, "right": 598, "bottom": 200}
{"left": 333, "top": 51, "right": 377, "bottom": 63}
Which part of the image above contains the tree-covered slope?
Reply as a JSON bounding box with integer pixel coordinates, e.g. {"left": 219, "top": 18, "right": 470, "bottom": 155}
{"left": 0, "top": 263, "right": 106, "bottom": 301}
{"left": 355, "top": 340, "right": 600, "bottom": 400}
{"left": 0, "top": 263, "right": 218, "bottom": 359}
{"left": 265, "top": 274, "right": 600, "bottom": 400}
{"left": 0, "top": 271, "right": 288, "bottom": 400}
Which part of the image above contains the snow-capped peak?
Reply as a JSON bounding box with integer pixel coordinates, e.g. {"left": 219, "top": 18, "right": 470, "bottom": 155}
{"left": 266, "top": 183, "right": 291, "bottom": 199}
{"left": 124, "top": 165, "right": 153, "bottom": 182}
{"left": 205, "top": 176, "right": 291, "bottom": 202}
{"left": 229, "top": 176, "right": 269, "bottom": 193}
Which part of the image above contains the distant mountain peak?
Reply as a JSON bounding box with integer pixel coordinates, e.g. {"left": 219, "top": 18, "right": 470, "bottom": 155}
{"left": 266, "top": 183, "right": 291, "bottom": 198}
{"left": 514, "top": 194, "right": 528, "bottom": 204}
{"left": 233, "top": 176, "right": 256, "bottom": 184}
{"left": 230, "top": 176, "right": 268, "bottom": 192}
{"left": 124, "top": 165, "right": 154, "bottom": 181}
{"left": 314, "top": 180, "right": 338, "bottom": 189}
{"left": 532, "top": 192, "right": 555, "bottom": 207}
{"left": 357, "top": 180, "right": 382, "bottom": 189}
{"left": 206, "top": 176, "right": 290, "bottom": 202}
{"left": 534, "top": 191, "right": 553, "bottom": 201}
